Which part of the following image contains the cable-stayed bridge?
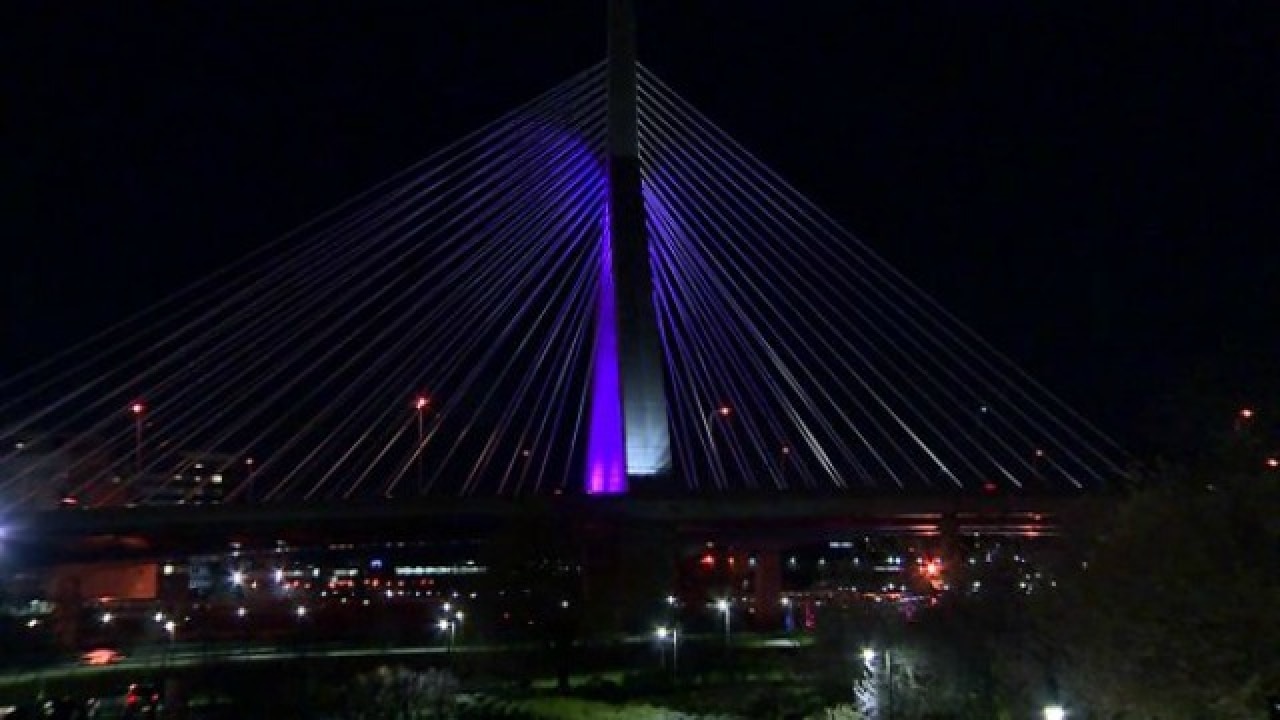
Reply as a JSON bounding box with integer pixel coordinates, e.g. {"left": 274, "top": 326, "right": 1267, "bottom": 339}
{"left": 1, "top": 38, "right": 1127, "bottom": 558}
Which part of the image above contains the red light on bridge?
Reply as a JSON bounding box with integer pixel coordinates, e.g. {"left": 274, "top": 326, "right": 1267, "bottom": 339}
{"left": 699, "top": 553, "right": 716, "bottom": 569}
{"left": 1239, "top": 407, "right": 1255, "bottom": 420}
{"left": 717, "top": 405, "right": 732, "bottom": 417}
{"left": 1266, "top": 457, "right": 1279, "bottom": 469}
{"left": 413, "top": 395, "right": 430, "bottom": 411}
{"left": 130, "top": 401, "right": 146, "bottom": 416}
{"left": 982, "top": 481, "right": 998, "bottom": 494}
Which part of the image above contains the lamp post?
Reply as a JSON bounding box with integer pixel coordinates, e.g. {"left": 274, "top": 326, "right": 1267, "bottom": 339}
{"left": 412, "top": 394, "right": 430, "bottom": 494}
{"left": 162, "top": 620, "right": 176, "bottom": 669}
{"left": 704, "top": 405, "right": 732, "bottom": 450}
{"left": 655, "top": 625, "right": 679, "bottom": 677}
{"left": 438, "top": 610, "right": 463, "bottom": 659}
{"left": 236, "top": 606, "right": 249, "bottom": 656}
{"left": 295, "top": 605, "right": 310, "bottom": 660}
{"left": 130, "top": 401, "right": 146, "bottom": 476}
{"left": 437, "top": 619, "right": 453, "bottom": 652}
{"left": 244, "top": 457, "right": 255, "bottom": 503}
{"left": 1043, "top": 705, "right": 1065, "bottom": 720}
{"left": 715, "top": 598, "right": 731, "bottom": 648}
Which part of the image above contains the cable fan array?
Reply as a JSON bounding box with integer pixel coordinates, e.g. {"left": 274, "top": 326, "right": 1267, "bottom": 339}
{"left": 0, "top": 62, "right": 1127, "bottom": 510}
{"left": 639, "top": 65, "right": 1126, "bottom": 493}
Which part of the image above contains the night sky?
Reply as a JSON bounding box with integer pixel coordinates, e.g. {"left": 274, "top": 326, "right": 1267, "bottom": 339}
{"left": 4, "top": 2, "right": 1277, "bottom": 452}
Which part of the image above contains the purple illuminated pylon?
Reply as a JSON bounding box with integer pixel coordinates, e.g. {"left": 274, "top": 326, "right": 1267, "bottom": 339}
{"left": 585, "top": 211, "right": 627, "bottom": 494}
{"left": 586, "top": 0, "right": 672, "bottom": 494}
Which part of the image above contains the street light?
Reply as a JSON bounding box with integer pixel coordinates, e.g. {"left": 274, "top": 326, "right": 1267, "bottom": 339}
{"left": 244, "top": 457, "right": 256, "bottom": 503}
{"left": 704, "top": 405, "right": 732, "bottom": 450}
{"left": 236, "top": 606, "right": 249, "bottom": 656}
{"left": 655, "top": 625, "right": 679, "bottom": 676}
{"left": 130, "top": 401, "right": 146, "bottom": 476}
{"left": 412, "top": 394, "right": 431, "bottom": 493}
{"left": 715, "top": 598, "right": 731, "bottom": 647}
{"left": 162, "top": 620, "right": 176, "bottom": 668}
{"left": 778, "top": 442, "right": 793, "bottom": 481}
{"left": 1043, "top": 705, "right": 1066, "bottom": 720}
{"left": 438, "top": 610, "right": 463, "bottom": 655}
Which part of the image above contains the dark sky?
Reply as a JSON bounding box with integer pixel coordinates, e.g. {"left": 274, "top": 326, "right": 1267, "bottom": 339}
{"left": 4, "top": 2, "right": 1277, "bottom": 450}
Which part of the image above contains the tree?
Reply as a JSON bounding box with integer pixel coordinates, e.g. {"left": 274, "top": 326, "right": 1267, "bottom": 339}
{"left": 339, "top": 665, "right": 459, "bottom": 720}
{"left": 478, "top": 512, "right": 676, "bottom": 691}
{"left": 1037, "top": 473, "right": 1279, "bottom": 717}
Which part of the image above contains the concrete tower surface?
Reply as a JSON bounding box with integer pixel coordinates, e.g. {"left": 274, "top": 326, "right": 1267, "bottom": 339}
{"left": 586, "top": 0, "right": 672, "bottom": 493}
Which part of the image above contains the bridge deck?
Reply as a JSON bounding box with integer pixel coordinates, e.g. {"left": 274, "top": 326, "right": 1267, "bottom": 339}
{"left": 6, "top": 493, "right": 1101, "bottom": 564}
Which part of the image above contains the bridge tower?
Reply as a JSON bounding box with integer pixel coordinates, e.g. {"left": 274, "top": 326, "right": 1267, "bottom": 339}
{"left": 585, "top": 0, "right": 672, "bottom": 494}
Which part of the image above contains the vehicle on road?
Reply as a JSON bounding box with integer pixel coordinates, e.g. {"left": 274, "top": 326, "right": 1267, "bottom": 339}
{"left": 79, "top": 648, "right": 125, "bottom": 666}
{"left": 122, "top": 683, "right": 161, "bottom": 719}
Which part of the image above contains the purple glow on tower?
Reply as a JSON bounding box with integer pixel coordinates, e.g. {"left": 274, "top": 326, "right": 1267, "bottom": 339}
{"left": 585, "top": 212, "right": 627, "bottom": 494}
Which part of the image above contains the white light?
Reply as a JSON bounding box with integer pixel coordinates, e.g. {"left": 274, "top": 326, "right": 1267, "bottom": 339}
{"left": 164, "top": 620, "right": 176, "bottom": 634}
{"left": 230, "top": 571, "right": 244, "bottom": 586}
{"left": 861, "top": 648, "right": 876, "bottom": 664}
{"left": 101, "top": 612, "right": 113, "bottom": 624}
{"left": 625, "top": 409, "right": 671, "bottom": 476}
{"left": 715, "top": 599, "right": 730, "bottom": 612}
{"left": 162, "top": 564, "right": 175, "bottom": 576}
{"left": 154, "top": 612, "right": 165, "bottom": 623}
{"left": 296, "top": 605, "right": 307, "bottom": 617}
{"left": 1043, "top": 705, "right": 1066, "bottom": 720}
{"left": 655, "top": 626, "right": 669, "bottom": 639}
{"left": 237, "top": 607, "right": 247, "bottom": 618}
